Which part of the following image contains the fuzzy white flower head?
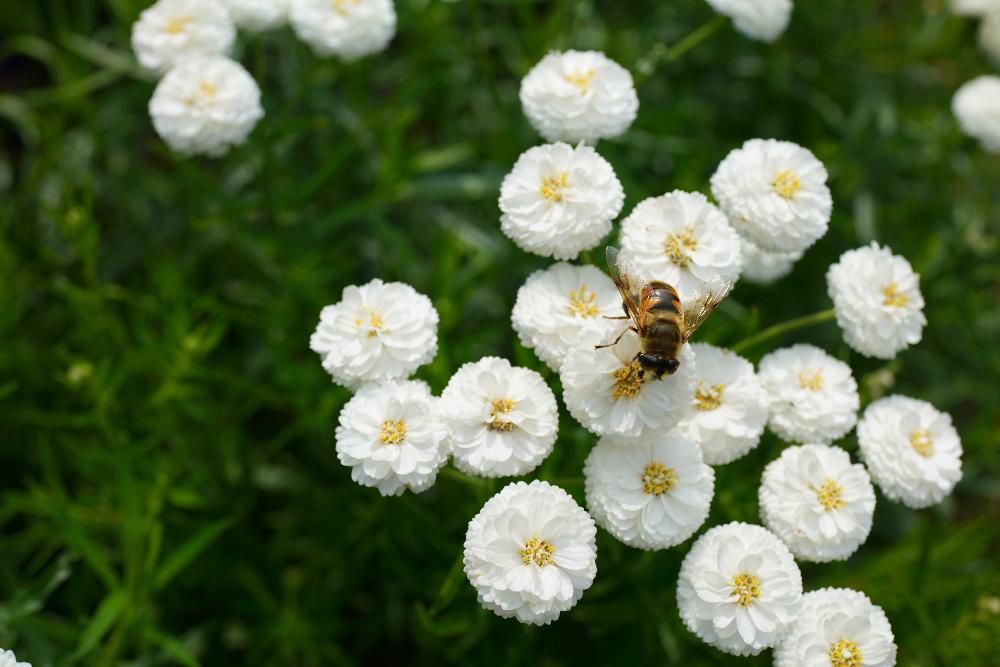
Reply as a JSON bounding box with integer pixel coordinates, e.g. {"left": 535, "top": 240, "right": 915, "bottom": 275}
{"left": 775, "top": 588, "right": 897, "bottom": 667}
{"left": 499, "top": 143, "right": 624, "bottom": 260}
{"left": 148, "top": 56, "right": 264, "bottom": 157}
{"left": 290, "top": 0, "right": 396, "bottom": 61}
{"left": 739, "top": 237, "right": 802, "bottom": 285}
{"left": 678, "top": 344, "right": 767, "bottom": 465}
{"left": 131, "top": 0, "right": 235, "bottom": 74}
{"left": 511, "top": 263, "right": 621, "bottom": 371}
{"left": 440, "top": 357, "right": 558, "bottom": 477}
{"left": 951, "top": 0, "right": 1000, "bottom": 16}
{"left": 758, "top": 344, "right": 859, "bottom": 444}
{"left": 334, "top": 380, "right": 448, "bottom": 496}
{"left": 561, "top": 331, "right": 696, "bottom": 439}
{"left": 618, "top": 191, "right": 742, "bottom": 303}
{"left": 519, "top": 50, "right": 639, "bottom": 144}
{"left": 309, "top": 278, "right": 438, "bottom": 389}
{"left": 463, "top": 480, "right": 598, "bottom": 625}
{"left": 220, "top": 0, "right": 289, "bottom": 30}
{"left": 677, "top": 522, "right": 803, "bottom": 656}
{"left": 0, "top": 651, "right": 30, "bottom": 667}
{"left": 705, "top": 0, "right": 793, "bottom": 42}
{"left": 584, "top": 430, "right": 714, "bottom": 550}
{"left": 711, "top": 138, "right": 833, "bottom": 254}
{"left": 826, "top": 242, "right": 926, "bottom": 360}
{"left": 857, "top": 396, "right": 962, "bottom": 509}
{"left": 952, "top": 75, "right": 1000, "bottom": 153}
{"left": 759, "top": 444, "right": 875, "bottom": 562}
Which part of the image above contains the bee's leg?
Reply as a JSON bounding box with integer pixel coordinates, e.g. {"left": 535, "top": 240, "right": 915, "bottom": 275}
{"left": 594, "top": 326, "right": 638, "bottom": 350}
{"left": 603, "top": 315, "right": 631, "bottom": 320}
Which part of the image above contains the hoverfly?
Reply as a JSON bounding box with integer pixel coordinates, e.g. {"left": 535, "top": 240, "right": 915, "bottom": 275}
{"left": 597, "top": 246, "right": 733, "bottom": 379}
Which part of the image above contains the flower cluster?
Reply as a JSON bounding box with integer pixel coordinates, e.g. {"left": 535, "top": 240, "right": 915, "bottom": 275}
{"left": 705, "top": 0, "right": 794, "bottom": 43}
{"left": 290, "top": 0, "right": 396, "bottom": 61}
{"left": 0, "top": 650, "right": 30, "bottom": 667}
{"left": 952, "top": 75, "right": 1000, "bottom": 154}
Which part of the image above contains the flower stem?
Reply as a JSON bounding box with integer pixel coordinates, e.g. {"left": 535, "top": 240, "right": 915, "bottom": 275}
{"left": 635, "top": 14, "right": 727, "bottom": 84}
{"left": 731, "top": 308, "right": 836, "bottom": 353}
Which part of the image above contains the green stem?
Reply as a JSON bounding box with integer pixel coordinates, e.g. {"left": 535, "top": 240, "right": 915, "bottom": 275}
{"left": 635, "top": 15, "right": 727, "bottom": 84}
{"left": 731, "top": 308, "right": 836, "bottom": 353}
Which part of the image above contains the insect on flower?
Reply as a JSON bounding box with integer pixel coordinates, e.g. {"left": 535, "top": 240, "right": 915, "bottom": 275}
{"left": 599, "top": 246, "right": 733, "bottom": 379}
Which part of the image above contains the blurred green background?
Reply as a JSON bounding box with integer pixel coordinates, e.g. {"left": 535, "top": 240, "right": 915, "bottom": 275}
{"left": 1, "top": 0, "right": 998, "bottom": 665}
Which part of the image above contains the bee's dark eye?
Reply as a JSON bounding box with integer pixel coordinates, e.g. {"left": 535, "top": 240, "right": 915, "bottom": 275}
{"left": 665, "top": 359, "right": 680, "bottom": 374}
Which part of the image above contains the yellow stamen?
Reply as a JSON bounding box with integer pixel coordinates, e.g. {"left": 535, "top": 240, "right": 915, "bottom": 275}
{"left": 909, "top": 429, "right": 934, "bottom": 458}
{"left": 772, "top": 170, "right": 801, "bottom": 200}
{"left": 331, "top": 0, "right": 359, "bottom": 14}
{"left": 520, "top": 537, "right": 555, "bottom": 566}
{"left": 539, "top": 172, "right": 569, "bottom": 202}
{"left": 641, "top": 462, "right": 677, "bottom": 495}
{"left": 694, "top": 381, "right": 725, "bottom": 411}
{"left": 565, "top": 69, "right": 596, "bottom": 90}
{"left": 165, "top": 15, "right": 191, "bottom": 34}
{"left": 828, "top": 639, "right": 863, "bottom": 667}
{"left": 612, "top": 361, "right": 645, "bottom": 399}
{"left": 664, "top": 225, "right": 699, "bottom": 269}
{"left": 487, "top": 398, "right": 515, "bottom": 432}
{"left": 813, "top": 478, "right": 845, "bottom": 511}
{"left": 378, "top": 419, "right": 406, "bottom": 445}
{"left": 798, "top": 369, "right": 824, "bottom": 391}
{"left": 731, "top": 573, "right": 760, "bottom": 607}
{"left": 568, "top": 284, "right": 599, "bottom": 318}
{"left": 882, "top": 282, "right": 909, "bottom": 307}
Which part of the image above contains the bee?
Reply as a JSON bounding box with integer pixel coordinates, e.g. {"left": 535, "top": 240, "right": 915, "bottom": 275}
{"left": 597, "top": 246, "right": 733, "bottom": 379}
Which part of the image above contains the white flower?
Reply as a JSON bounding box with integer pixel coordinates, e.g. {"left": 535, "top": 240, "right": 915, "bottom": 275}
{"left": 499, "top": 143, "right": 624, "bottom": 260}
{"left": 775, "top": 588, "right": 897, "bottom": 667}
{"left": 678, "top": 344, "right": 767, "bottom": 465}
{"left": 290, "top": 0, "right": 396, "bottom": 61}
{"left": 677, "top": 522, "right": 802, "bottom": 656}
{"left": 857, "top": 395, "right": 963, "bottom": 509}
{"left": 584, "top": 430, "right": 714, "bottom": 550}
{"left": 758, "top": 344, "right": 859, "bottom": 444}
{"left": 334, "top": 380, "right": 448, "bottom": 496}
{"left": 220, "top": 0, "right": 289, "bottom": 30}
{"left": 618, "top": 191, "right": 742, "bottom": 303}
{"left": 980, "top": 13, "right": 1000, "bottom": 64}
{"left": 148, "top": 56, "right": 264, "bottom": 157}
{"left": 561, "top": 331, "right": 696, "bottom": 439}
{"left": 952, "top": 75, "right": 1000, "bottom": 153}
{"left": 463, "top": 480, "right": 598, "bottom": 625}
{"left": 739, "top": 237, "right": 802, "bottom": 285}
{"left": 511, "top": 263, "right": 622, "bottom": 371}
{"left": 951, "top": 0, "right": 1000, "bottom": 16}
{"left": 309, "top": 278, "right": 438, "bottom": 389}
{"left": 131, "top": 0, "right": 235, "bottom": 74}
{"left": 440, "top": 357, "right": 558, "bottom": 477}
{"left": 711, "top": 138, "right": 833, "bottom": 254}
{"left": 0, "top": 650, "right": 30, "bottom": 667}
{"left": 704, "top": 0, "right": 793, "bottom": 43}
{"left": 519, "top": 50, "right": 639, "bottom": 144}
{"left": 759, "top": 444, "right": 875, "bottom": 562}
{"left": 826, "top": 242, "right": 926, "bottom": 360}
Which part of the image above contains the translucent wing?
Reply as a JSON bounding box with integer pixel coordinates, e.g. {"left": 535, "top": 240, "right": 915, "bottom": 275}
{"left": 682, "top": 276, "right": 734, "bottom": 342}
{"left": 605, "top": 245, "right": 649, "bottom": 322}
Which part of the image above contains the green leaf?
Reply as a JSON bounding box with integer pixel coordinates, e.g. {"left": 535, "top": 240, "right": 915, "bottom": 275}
{"left": 152, "top": 519, "right": 233, "bottom": 592}
{"left": 71, "top": 589, "right": 127, "bottom": 660}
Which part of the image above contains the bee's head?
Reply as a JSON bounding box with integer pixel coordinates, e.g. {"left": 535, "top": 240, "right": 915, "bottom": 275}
{"left": 636, "top": 354, "right": 680, "bottom": 379}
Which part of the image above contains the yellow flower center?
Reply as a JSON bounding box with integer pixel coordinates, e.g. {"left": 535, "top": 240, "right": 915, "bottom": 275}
{"left": 568, "top": 284, "right": 599, "bottom": 318}
{"left": 539, "top": 172, "right": 569, "bottom": 202}
{"left": 882, "top": 282, "right": 909, "bottom": 307}
{"left": 694, "top": 381, "right": 725, "bottom": 411}
{"left": 353, "top": 308, "right": 384, "bottom": 337}
{"left": 772, "top": 170, "right": 801, "bottom": 200}
{"left": 487, "top": 398, "right": 515, "bottom": 432}
{"left": 731, "top": 573, "right": 761, "bottom": 607}
{"left": 198, "top": 80, "right": 217, "bottom": 97}
{"left": 798, "top": 369, "right": 824, "bottom": 391}
{"left": 813, "top": 478, "right": 846, "bottom": 511}
{"left": 565, "top": 69, "right": 596, "bottom": 90}
{"left": 331, "top": 0, "right": 360, "bottom": 14}
{"left": 378, "top": 419, "right": 406, "bottom": 445}
{"left": 612, "top": 361, "right": 645, "bottom": 399}
{"left": 664, "top": 225, "right": 699, "bottom": 269}
{"left": 641, "top": 462, "right": 677, "bottom": 495}
{"left": 909, "top": 429, "right": 934, "bottom": 458}
{"left": 520, "top": 537, "right": 555, "bottom": 567}
{"left": 165, "top": 15, "right": 192, "bottom": 34}
{"left": 828, "top": 639, "right": 863, "bottom": 667}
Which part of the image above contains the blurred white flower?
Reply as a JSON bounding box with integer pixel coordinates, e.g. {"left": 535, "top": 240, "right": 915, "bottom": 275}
{"left": 705, "top": 0, "right": 793, "bottom": 42}
{"left": 775, "top": 588, "right": 897, "bottom": 667}
{"left": 619, "top": 190, "right": 742, "bottom": 303}
{"left": 678, "top": 344, "right": 767, "bottom": 465}
{"left": 951, "top": 0, "right": 1000, "bottom": 16}
{"left": 952, "top": 75, "right": 1000, "bottom": 153}
{"left": 335, "top": 380, "right": 448, "bottom": 496}
{"left": 220, "top": 0, "right": 289, "bottom": 30}
{"left": 758, "top": 344, "right": 859, "bottom": 444}
{"left": 148, "top": 56, "right": 264, "bottom": 157}
{"left": 464, "top": 480, "right": 598, "bottom": 625}
{"left": 711, "top": 138, "right": 832, "bottom": 254}
{"left": 0, "top": 650, "right": 30, "bottom": 667}
{"left": 584, "top": 430, "right": 714, "bottom": 550}
{"left": 290, "top": 0, "right": 396, "bottom": 60}
{"left": 499, "top": 143, "right": 624, "bottom": 260}
{"left": 677, "top": 522, "right": 803, "bottom": 656}
{"left": 511, "top": 263, "right": 621, "bottom": 371}
{"left": 520, "top": 50, "right": 639, "bottom": 143}
{"left": 739, "top": 237, "right": 802, "bottom": 285}
{"left": 759, "top": 444, "right": 875, "bottom": 562}
{"left": 561, "top": 332, "right": 695, "bottom": 439}
{"left": 440, "top": 357, "right": 558, "bottom": 477}
{"left": 309, "top": 278, "right": 438, "bottom": 389}
{"left": 857, "top": 395, "right": 963, "bottom": 509}
{"left": 132, "top": 0, "right": 235, "bottom": 74}
{"left": 980, "top": 13, "right": 1000, "bottom": 63}
{"left": 827, "top": 242, "right": 926, "bottom": 360}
